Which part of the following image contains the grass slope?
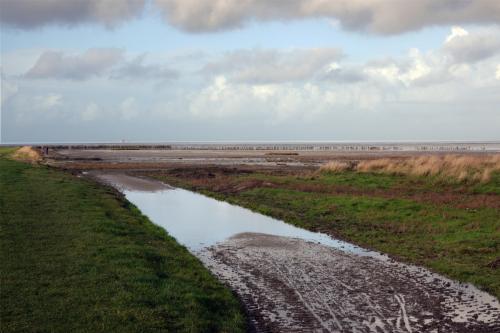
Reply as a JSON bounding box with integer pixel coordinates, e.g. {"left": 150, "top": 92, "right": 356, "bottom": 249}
{"left": 0, "top": 150, "right": 245, "bottom": 332}
{"left": 150, "top": 168, "right": 500, "bottom": 299}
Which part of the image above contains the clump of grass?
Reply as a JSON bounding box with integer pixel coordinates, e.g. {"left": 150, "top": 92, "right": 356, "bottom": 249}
{"left": 322, "top": 154, "right": 500, "bottom": 183}
{"left": 11, "top": 146, "right": 41, "bottom": 163}
{"left": 319, "top": 161, "right": 353, "bottom": 173}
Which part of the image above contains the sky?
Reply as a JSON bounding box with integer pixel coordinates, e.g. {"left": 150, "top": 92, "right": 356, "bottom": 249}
{"left": 1, "top": 0, "right": 500, "bottom": 143}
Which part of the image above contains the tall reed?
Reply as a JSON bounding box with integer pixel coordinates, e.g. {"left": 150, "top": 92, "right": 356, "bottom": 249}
{"left": 321, "top": 154, "right": 500, "bottom": 183}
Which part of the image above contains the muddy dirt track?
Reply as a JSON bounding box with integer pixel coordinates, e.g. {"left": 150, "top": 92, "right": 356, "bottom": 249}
{"left": 199, "top": 233, "right": 500, "bottom": 333}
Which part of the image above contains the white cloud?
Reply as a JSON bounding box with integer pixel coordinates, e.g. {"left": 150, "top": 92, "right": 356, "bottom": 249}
{"left": 326, "top": 62, "right": 341, "bottom": 72}
{"left": 364, "top": 63, "right": 400, "bottom": 83}
{"left": 190, "top": 76, "right": 243, "bottom": 118}
{"left": 189, "top": 75, "right": 385, "bottom": 123}
{"left": 496, "top": 65, "right": 500, "bottom": 80}
{"left": 252, "top": 85, "right": 277, "bottom": 100}
{"left": 399, "top": 49, "right": 431, "bottom": 85}
{"left": 445, "top": 26, "right": 469, "bottom": 43}
{"left": 363, "top": 49, "right": 431, "bottom": 86}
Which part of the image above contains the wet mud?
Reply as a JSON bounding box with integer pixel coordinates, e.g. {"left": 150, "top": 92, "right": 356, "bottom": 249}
{"left": 199, "top": 233, "right": 500, "bottom": 333}
{"left": 93, "top": 172, "right": 171, "bottom": 192}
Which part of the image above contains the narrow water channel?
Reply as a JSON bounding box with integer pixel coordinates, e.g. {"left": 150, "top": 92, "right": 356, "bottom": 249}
{"left": 124, "top": 186, "right": 379, "bottom": 255}
{"left": 95, "top": 172, "right": 378, "bottom": 255}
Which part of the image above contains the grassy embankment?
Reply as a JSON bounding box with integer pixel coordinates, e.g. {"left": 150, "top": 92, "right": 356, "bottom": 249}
{"left": 0, "top": 148, "right": 245, "bottom": 333}
{"left": 147, "top": 155, "right": 500, "bottom": 299}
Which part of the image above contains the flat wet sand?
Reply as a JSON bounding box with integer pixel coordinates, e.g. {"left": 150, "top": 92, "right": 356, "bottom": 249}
{"left": 199, "top": 233, "right": 500, "bottom": 333}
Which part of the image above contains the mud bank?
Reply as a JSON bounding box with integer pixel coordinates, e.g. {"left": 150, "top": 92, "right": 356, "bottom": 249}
{"left": 199, "top": 233, "right": 500, "bottom": 333}
{"left": 92, "top": 172, "right": 171, "bottom": 192}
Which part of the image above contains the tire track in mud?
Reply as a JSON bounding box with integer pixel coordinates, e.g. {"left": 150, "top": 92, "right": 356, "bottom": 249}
{"left": 198, "top": 233, "right": 500, "bottom": 333}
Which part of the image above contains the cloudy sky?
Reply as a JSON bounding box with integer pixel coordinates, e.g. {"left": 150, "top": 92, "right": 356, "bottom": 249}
{"left": 1, "top": 0, "right": 500, "bottom": 143}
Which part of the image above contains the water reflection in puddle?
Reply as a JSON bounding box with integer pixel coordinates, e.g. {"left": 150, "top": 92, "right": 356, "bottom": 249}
{"left": 124, "top": 187, "right": 380, "bottom": 256}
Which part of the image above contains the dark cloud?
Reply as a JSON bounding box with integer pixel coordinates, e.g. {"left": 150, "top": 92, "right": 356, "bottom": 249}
{"left": 154, "top": 0, "right": 500, "bottom": 34}
{"left": 25, "top": 49, "right": 124, "bottom": 80}
{"left": 24, "top": 49, "right": 179, "bottom": 81}
{"left": 2, "top": 0, "right": 499, "bottom": 34}
{"left": 0, "top": 0, "right": 145, "bottom": 29}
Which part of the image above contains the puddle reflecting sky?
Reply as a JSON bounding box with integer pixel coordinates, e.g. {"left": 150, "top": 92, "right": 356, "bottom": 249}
{"left": 124, "top": 187, "right": 380, "bottom": 256}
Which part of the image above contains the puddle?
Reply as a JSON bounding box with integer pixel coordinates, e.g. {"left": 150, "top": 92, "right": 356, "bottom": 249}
{"left": 123, "top": 187, "right": 381, "bottom": 256}
{"left": 95, "top": 172, "right": 379, "bottom": 255}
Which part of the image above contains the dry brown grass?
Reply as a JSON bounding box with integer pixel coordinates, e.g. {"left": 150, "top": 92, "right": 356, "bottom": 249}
{"left": 319, "top": 161, "right": 353, "bottom": 173}
{"left": 321, "top": 154, "right": 500, "bottom": 183}
{"left": 11, "top": 146, "right": 42, "bottom": 163}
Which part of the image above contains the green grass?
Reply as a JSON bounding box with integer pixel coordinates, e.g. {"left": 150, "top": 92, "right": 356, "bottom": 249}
{"left": 0, "top": 150, "right": 245, "bottom": 332}
{"left": 0, "top": 146, "right": 18, "bottom": 158}
{"left": 150, "top": 169, "right": 500, "bottom": 299}
{"left": 315, "top": 170, "right": 500, "bottom": 194}
{"left": 308, "top": 172, "right": 400, "bottom": 190}
{"left": 472, "top": 171, "right": 500, "bottom": 194}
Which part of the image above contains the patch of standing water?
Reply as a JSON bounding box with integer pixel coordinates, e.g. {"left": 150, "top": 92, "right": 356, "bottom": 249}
{"left": 123, "top": 187, "right": 383, "bottom": 257}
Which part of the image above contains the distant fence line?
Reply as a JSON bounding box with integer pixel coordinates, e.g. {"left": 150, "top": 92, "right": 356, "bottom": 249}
{"left": 35, "top": 143, "right": 492, "bottom": 152}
